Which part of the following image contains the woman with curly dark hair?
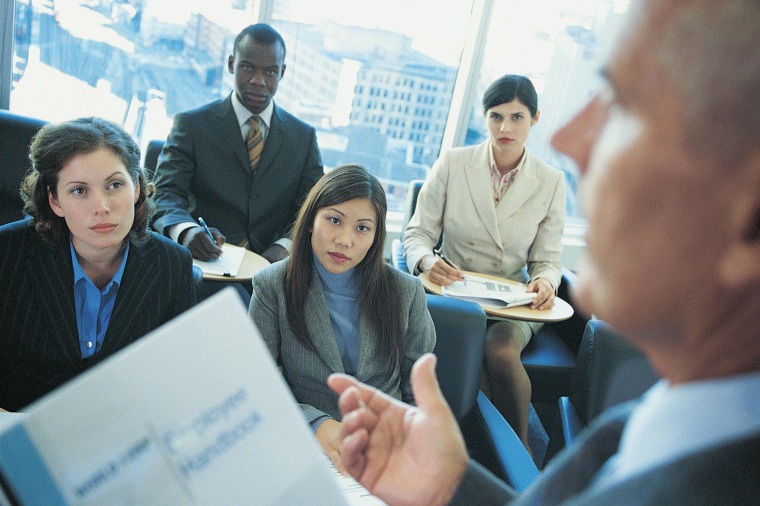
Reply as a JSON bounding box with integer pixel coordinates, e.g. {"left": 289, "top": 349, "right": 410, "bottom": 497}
{"left": 0, "top": 117, "right": 196, "bottom": 412}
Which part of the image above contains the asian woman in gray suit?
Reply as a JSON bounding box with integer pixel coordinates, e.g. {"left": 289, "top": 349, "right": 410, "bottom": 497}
{"left": 0, "top": 118, "right": 196, "bottom": 412}
{"left": 249, "top": 164, "right": 435, "bottom": 473}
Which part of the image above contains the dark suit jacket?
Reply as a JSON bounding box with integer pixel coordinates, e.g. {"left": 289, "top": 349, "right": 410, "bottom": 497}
{"left": 451, "top": 401, "right": 760, "bottom": 505}
{"left": 151, "top": 95, "right": 324, "bottom": 253}
{"left": 0, "top": 220, "right": 197, "bottom": 412}
{"left": 250, "top": 259, "right": 436, "bottom": 423}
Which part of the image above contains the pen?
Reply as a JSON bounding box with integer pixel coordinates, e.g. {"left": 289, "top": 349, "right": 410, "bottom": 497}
{"left": 197, "top": 217, "right": 215, "bottom": 243}
{"left": 434, "top": 249, "right": 456, "bottom": 268}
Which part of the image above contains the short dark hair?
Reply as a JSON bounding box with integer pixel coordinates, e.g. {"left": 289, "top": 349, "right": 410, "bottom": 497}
{"left": 20, "top": 117, "right": 155, "bottom": 245}
{"left": 482, "top": 74, "right": 538, "bottom": 118}
{"left": 233, "top": 23, "right": 286, "bottom": 59}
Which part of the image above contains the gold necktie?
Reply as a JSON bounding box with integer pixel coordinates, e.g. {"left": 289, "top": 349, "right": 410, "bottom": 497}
{"left": 245, "top": 115, "right": 263, "bottom": 175}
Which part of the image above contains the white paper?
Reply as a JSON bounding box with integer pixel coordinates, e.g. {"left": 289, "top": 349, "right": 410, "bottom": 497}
{"left": 1, "top": 288, "right": 349, "bottom": 505}
{"left": 442, "top": 274, "right": 536, "bottom": 309}
{"left": 192, "top": 243, "right": 246, "bottom": 276}
{"left": 327, "top": 456, "right": 388, "bottom": 506}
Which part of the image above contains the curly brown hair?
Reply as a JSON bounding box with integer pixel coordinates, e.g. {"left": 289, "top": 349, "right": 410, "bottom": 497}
{"left": 20, "top": 117, "right": 155, "bottom": 245}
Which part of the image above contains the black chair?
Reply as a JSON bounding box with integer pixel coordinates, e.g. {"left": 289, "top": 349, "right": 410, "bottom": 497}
{"left": 142, "top": 139, "right": 164, "bottom": 179}
{"left": 0, "top": 110, "right": 47, "bottom": 225}
{"left": 545, "top": 318, "right": 659, "bottom": 462}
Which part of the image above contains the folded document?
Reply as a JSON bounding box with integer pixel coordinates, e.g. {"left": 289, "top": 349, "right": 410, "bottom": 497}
{"left": 442, "top": 274, "right": 537, "bottom": 309}
{"left": 0, "top": 289, "right": 364, "bottom": 505}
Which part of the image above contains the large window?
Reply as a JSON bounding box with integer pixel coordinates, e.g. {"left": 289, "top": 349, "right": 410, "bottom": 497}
{"left": 6, "top": 0, "right": 628, "bottom": 241}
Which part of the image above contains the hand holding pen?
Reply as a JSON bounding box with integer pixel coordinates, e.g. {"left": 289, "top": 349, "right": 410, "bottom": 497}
{"left": 421, "top": 249, "right": 463, "bottom": 286}
{"left": 181, "top": 217, "right": 225, "bottom": 261}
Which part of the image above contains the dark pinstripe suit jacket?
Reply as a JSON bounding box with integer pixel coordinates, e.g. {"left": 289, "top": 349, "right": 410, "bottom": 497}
{"left": 0, "top": 219, "right": 197, "bottom": 411}
{"left": 151, "top": 95, "right": 323, "bottom": 253}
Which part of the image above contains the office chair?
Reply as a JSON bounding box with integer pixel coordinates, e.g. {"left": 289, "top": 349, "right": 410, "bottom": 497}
{"left": 142, "top": 139, "right": 165, "bottom": 179}
{"left": 426, "top": 293, "right": 539, "bottom": 491}
{"left": 0, "top": 111, "right": 47, "bottom": 225}
{"left": 392, "top": 179, "right": 429, "bottom": 273}
{"left": 545, "top": 318, "right": 659, "bottom": 462}
{"left": 426, "top": 293, "right": 486, "bottom": 421}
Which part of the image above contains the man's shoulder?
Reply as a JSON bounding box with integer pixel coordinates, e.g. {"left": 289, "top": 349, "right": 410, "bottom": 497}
{"left": 175, "top": 97, "right": 230, "bottom": 122}
{"left": 273, "top": 104, "right": 316, "bottom": 133}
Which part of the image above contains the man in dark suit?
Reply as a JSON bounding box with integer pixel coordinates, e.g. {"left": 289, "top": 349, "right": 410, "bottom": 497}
{"left": 327, "top": 0, "right": 760, "bottom": 504}
{"left": 152, "top": 23, "right": 323, "bottom": 264}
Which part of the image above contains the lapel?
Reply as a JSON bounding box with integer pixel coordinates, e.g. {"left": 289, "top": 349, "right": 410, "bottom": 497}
{"left": 497, "top": 151, "right": 539, "bottom": 220}
{"left": 99, "top": 238, "right": 161, "bottom": 356}
{"left": 303, "top": 269, "right": 345, "bottom": 373}
{"left": 214, "top": 96, "right": 251, "bottom": 174}
{"left": 24, "top": 237, "right": 82, "bottom": 369}
{"left": 255, "top": 103, "right": 285, "bottom": 178}
{"left": 464, "top": 142, "right": 502, "bottom": 247}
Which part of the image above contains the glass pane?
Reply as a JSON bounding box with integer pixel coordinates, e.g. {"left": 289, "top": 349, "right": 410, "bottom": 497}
{"left": 269, "top": 0, "right": 475, "bottom": 212}
{"left": 11, "top": 0, "right": 258, "bottom": 156}
{"left": 467, "top": 0, "right": 630, "bottom": 220}
{"left": 11, "top": 0, "right": 474, "bottom": 213}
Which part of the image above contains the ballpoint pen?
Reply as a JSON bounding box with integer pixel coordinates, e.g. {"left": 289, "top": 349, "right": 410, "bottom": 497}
{"left": 197, "top": 217, "right": 215, "bottom": 243}
{"left": 434, "top": 248, "right": 456, "bottom": 268}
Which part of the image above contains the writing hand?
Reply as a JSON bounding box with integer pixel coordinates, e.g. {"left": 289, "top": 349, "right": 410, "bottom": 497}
{"left": 420, "top": 254, "right": 464, "bottom": 286}
{"left": 327, "top": 354, "right": 468, "bottom": 506}
{"left": 526, "top": 277, "right": 555, "bottom": 310}
{"left": 316, "top": 419, "right": 347, "bottom": 475}
{"left": 182, "top": 226, "right": 225, "bottom": 261}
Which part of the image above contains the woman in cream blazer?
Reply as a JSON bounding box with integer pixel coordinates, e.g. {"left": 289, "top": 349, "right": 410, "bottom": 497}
{"left": 403, "top": 75, "right": 565, "bottom": 454}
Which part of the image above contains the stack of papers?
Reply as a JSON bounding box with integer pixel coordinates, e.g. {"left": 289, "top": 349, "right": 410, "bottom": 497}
{"left": 442, "top": 274, "right": 537, "bottom": 309}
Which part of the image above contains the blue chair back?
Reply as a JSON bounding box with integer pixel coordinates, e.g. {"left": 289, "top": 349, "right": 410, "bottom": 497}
{"left": 426, "top": 294, "right": 486, "bottom": 421}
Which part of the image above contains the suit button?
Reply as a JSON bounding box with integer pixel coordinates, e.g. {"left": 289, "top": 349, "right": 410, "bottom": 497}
{"left": 492, "top": 262, "right": 499, "bottom": 268}
{"left": 466, "top": 258, "right": 473, "bottom": 263}
{"left": 468, "top": 241, "right": 475, "bottom": 246}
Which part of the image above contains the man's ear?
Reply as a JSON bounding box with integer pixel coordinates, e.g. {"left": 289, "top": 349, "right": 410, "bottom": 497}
{"left": 718, "top": 155, "right": 760, "bottom": 285}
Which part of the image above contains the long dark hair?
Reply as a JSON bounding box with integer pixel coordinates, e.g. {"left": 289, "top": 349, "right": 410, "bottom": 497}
{"left": 286, "top": 164, "right": 403, "bottom": 367}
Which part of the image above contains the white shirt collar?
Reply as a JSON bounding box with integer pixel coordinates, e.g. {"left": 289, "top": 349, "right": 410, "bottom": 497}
{"left": 231, "top": 92, "right": 274, "bottom": 131}
{"left": 604, "top": 370, "right": 760, "bottom": 484}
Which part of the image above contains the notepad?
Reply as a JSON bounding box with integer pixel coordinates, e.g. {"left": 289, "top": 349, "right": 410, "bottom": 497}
{"left": 192, "top": 242, "right": 246, "bottom": 276}
{"left": 442, "top": 274, "right": 537, "bottom": 309}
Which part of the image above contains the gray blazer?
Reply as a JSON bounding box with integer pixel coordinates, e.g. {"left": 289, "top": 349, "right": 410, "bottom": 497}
{"left": 249, "top": 259, "right": 436, "bottom": 423}
{"left": 151, "top": 95, "right": 323, "bottom": 253}
{"left": 404, "top": 141, "right": 565, "bottom": 291}
{"left": 451, "top": 402, "right": 760, "bottom": 505}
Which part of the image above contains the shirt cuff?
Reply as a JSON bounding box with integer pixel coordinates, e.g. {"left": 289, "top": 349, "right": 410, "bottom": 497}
{"left": 169, "top": 222, "right": 200, "bottom": 243}
{"left": 274, "top": 237, "right": 292, "bottom": 252}
{"left": 310, "top": 415, "right": 331, "bottom": 432}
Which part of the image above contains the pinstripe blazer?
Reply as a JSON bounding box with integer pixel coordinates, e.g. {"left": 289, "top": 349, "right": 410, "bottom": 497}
{"left": 403, "top": 141, "right": 565, "bottom": 291}
{"left": 151, "top": 95, "right": 323, "bottom": 253}
{"left": 0, "top": 219, "right": 197, "bottom": 412}
{"left": 249, "top": 259, "right": 436, "bottom": 423}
